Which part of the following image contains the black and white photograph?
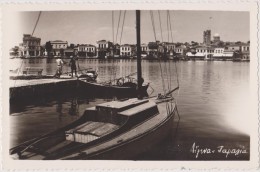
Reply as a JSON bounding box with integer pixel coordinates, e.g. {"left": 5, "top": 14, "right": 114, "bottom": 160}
{"left": 1, "top": 0, "right": 259, "bottom": 171}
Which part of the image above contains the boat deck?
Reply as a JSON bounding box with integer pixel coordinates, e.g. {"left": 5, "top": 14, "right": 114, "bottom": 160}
{"left": 62, "top": 100, "right": 176, "bottom": 159}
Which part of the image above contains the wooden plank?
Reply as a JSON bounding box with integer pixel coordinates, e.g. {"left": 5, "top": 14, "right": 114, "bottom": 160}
{"left": 119, "top": 101, "right": 156, "bottom": 116}
{"left": 96, "top": 98, "right": 148, "bottom": 111}
{"left": 91, "top": 123, "right": 119, "bottom": 136}
{"left": 76, "top": 122, "right": 105, "bottom": 134}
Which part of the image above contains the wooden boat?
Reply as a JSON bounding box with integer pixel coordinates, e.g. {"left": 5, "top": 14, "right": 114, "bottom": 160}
{"left": 10, "top": 97, "right": 177, "bottom": 160}
{"left": 82, "top": 76, "right": 149, "bottom": 97}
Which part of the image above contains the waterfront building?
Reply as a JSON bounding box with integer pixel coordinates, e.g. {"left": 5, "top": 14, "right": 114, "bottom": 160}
{"left": 203, "top": 30, "right": 211, "bottom": 45}
{"left": 141, "top": 43, "right": 148, "bottom": 58}
{"left": 49, "top": 40, "right": 68, "bottom": 57}
{"left": 175, "top": 45, "right": 187, "bottom": 59}
{"left": 213, "top": 33, "right": 220, "bottom": 43}
{"left": 147, "top": 41, "right": 159, "bottom": 58}
{"left": 64, "top": 47, "right": 78, "bottom": 57}
{"left": 186, "top": 45, "right": 214, "bottom": 60}
{"left": 241, "top": 43, "right": 250, "bottom": 61}
{"left": 113, "top": 43, "right": 121, "bottom": 58}
{"left": 213, "top": 47, "right": 233, "bottom": 60}
{"left": 226, "top": 44, "right": 241, "bottom": 51}
{"left": 96, "top": 40, "right": 113, "bottom": 58}
{"left": 120, "top": 44, "right": 135, "bottom": 58}
{"left": 164, "top": 42, "right": 175, "bottom": 59}
{"left": 20, "top": 34, "right": 41, "bottom": 57}
{"left": 77, "top": 44, "right": 96, "bottom": 57}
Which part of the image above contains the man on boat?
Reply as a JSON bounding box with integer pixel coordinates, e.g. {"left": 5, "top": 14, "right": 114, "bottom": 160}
{"left": 55, "top": 57, "right": 64, "bottom": 78}
{"left": 69, "top": 55, "right": 77, "bottom": 77}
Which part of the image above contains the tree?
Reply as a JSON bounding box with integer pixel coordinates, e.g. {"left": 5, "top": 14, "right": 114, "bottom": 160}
{"left": 191, "top": 41, "right": 198, "bottom": 46}
{"left": 10, "top": 46, "right": 19, "bottom": 56}
{"left": 70, "top": 44, "right": 75, "bottom": 49}
{"left": 45, "top": 41, "right": 53, "bottom": 58}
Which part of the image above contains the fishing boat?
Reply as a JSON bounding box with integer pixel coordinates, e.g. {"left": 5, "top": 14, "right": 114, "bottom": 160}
{"left": 81, "top": 73, "right": 149, "bottom": 97}
{"left": 10, "top": 10, "right": 179, "bottom": 160}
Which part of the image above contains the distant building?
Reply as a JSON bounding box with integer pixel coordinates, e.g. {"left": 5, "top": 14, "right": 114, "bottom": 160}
{"left": 147, "top": 42, "right": 159, "bottom": 58}
{"left": 174, "top": 45, "right": 186, "bottom": 58}
{"left": 141, "top": 43, "right": 148, "bottom": 58}
{"left": 164, "top": 42, "right": 175, "bottom": 58}
{"left": 120, "top": 44, "right": 135, "bottom": 57}
{"left": 203, "top": 30, "right": 211, "bottom": 45}
{"left": 20, "top": 34, "right": 41, "bottom": 57}
{"left": 241, "top": 43, "right": 250, "bottom": 61}
{"left": 78, "top": 44, "right": 96, "bottom": 57}
{"left": 213, "top": 33, "right": 220, "bottom": 43}
{"left": 226, "top": 44, "right": 241, "bottom": 51}
{"left": 186, "top": 45, "right": 214, "bottom": 60}
{"left": 96, "top": 40, "right": 113, "bottom": 58}
{"left": 213, "top": 47, "right": 233, "bottom": 60}
{"left": 64, "top": 47, "right": 78, "bottom": 57}
{"left": 50, "top": 40, "right": 68, "bottom": 57}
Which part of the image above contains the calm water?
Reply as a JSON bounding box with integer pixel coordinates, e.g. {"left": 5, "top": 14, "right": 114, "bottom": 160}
{"left": 9, "top": 59, "right": 250, "bottom": 160}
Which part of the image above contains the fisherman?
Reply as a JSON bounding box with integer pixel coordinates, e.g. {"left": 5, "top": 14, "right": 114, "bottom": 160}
{"left": 55, "top": 57, "right": 64, "bottom": 78}
{"left": 69, "top": 55, "right": 77, "bottom": 77}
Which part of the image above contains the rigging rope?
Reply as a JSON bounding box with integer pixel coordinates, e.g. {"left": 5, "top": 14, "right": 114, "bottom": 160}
{"left": 119, "top": 10, "right": 126, "bottom": 45}
{"left": 150, "top": 10, "right": 166, "bottom": 95}
{"left": 112, "top": 11, "right": 114, "bottom": 46}
{"left": 32, "top": 11, "right": 42, "bottom": 36}
{"left": 157, "top": 11, "right": 164, "bottom": 43}
{"left": 168, "top": 10, "right": 174, "bottom": 43}
{"left": 115, "top": 10, "right": 122, "bottom": 43}
{"left": 150, "top": 11, "right": 157, "bottom": 41}
{"left": 167, "top": 11, "right": 170, "bottom": 43}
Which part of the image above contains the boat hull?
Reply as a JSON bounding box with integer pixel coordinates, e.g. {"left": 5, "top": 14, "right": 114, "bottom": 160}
{"left": 83, "top": 81, "right": 149, "bottom": 98}
{"left": 86, "top": 113, "right": 174, "bottom": 160}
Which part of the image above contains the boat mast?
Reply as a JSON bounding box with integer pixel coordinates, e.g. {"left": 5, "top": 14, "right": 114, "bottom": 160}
{"left": 136, "top": 10, "right": 142, "bottom": 99}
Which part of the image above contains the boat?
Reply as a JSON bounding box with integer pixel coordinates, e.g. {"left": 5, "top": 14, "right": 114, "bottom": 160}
{"left": 10, "top": 97, "right": 177, "bottom": 160}
{"left": 81, "top": 73, "right": 149, "bottom": 97}
{"left": 10, "top": 10, "right": 179, "bottom": 160}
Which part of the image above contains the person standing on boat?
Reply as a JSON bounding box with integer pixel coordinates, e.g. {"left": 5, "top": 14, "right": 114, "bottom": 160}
{"left": 69, "top": 55, "right": 77, "bottom": 77}
{"left": 55, "top": 57, "right": 64, "bottom": 78}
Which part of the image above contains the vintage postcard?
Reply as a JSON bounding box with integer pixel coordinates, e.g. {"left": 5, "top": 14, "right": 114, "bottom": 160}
{"left": 1, "top": 0, "right": 259, "bottom": 171}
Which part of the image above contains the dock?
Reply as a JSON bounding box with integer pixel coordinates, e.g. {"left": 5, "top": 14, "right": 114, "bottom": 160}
{"left": 9, "top": 77, "right": 86, "bottom": 103}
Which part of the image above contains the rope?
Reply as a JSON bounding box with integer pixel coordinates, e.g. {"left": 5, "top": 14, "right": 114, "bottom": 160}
{"left": 115, "top": 10, "right": 122, "bottom": 43}
{"left": 158, "top": 11, "right": 164, "bottom": 43}
{"left": 150, "top": 11, "right": 157, "bottom": 41}
{"left": 32, "top": 11, "right": 42, "bottom": 36}
{"left": 112, "top": 11, "right": 114, "bottom": 46}
{"left": 168, "top": 10, "right": 174, "bottom": 43}
{"left": 167, "top": 11, "right": 170, "bottom": 43}
{"left": 119, "top": 10, "right": 126, "bottom": 45}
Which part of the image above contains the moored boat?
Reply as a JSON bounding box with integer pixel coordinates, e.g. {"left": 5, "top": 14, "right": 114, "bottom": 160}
{"left": 10, "top": 97, "right": 177, "bottom": 160}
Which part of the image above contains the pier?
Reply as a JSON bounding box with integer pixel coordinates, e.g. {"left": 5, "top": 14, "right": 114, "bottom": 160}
{"left": 9, "top": 78, "right": 86, "bottom": 103}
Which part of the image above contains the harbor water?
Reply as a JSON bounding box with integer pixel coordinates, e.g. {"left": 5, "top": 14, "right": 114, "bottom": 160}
{"left": 9, "top": 59, "right": 250, "bottom": 160}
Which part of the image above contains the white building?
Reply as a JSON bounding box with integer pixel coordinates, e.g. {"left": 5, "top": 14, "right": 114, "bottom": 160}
{"left": 120, "top": 44, "right": 134, "bottom": 57}
{"left": 50, "top": 40, "right": 68, "bottom": 56}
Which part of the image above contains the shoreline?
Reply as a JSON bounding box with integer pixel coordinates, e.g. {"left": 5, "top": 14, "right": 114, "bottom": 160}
{"left": 9, "top": 57, "right": 250, "bottom": 62}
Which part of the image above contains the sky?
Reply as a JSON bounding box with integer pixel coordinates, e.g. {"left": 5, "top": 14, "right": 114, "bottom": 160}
{"left": 8, "top": 10, "right": 249, "bottom": 48}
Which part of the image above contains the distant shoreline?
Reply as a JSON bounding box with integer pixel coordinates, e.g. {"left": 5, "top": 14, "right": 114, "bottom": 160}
{"left": 9, "top": 57, "right": 250, "bottom": 62}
